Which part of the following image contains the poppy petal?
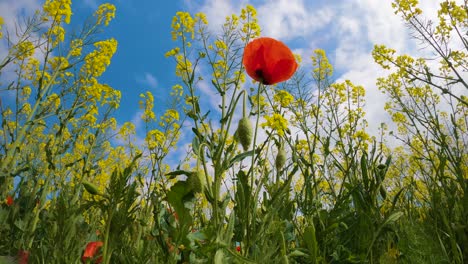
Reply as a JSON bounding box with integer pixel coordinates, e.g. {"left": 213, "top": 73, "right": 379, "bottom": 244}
{"left": 243, "top": 37, "right": 297, "bottom": 85}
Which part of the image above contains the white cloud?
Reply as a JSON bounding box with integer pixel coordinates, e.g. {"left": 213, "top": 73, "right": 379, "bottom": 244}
{"left": 83, "top": 0, "right": 99, "bottom": 9}
{"left": 136, "top": 72, "right": 158, "bottom": 89}
{"left": 257, "top": 0, "right": 334, "bottom": 41}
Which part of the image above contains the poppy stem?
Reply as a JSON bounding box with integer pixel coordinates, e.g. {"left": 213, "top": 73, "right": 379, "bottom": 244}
{"left": 242, "top": 92, "right": 247, "bottom": 118}
{"left": 246, "top": 82, "right": 263, "bottom": 250}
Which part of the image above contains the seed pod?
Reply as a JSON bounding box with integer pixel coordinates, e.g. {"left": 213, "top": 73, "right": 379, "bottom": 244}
{"left": 236, "top": 117, "right": 253, "bottom": 151}
{"left": 187, "top": 170, "right": 206, "bottom": 193}
{"left": 82, "top": 180, "right": 100, "bottom": 195}
{"left": 275, "top": 148, "right": 287, "bottom": 171}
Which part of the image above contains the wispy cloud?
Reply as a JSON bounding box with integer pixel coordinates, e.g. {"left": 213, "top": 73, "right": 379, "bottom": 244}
{"left": 82, "top": 0, "right": 99, "bottom": 9}
{"left": 136, "top": 72, "right": 158, "bottom": 89}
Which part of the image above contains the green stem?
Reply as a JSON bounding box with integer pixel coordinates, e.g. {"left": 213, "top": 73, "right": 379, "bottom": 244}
{"left": 102, "top": 209, "right": 113, "bottom": 264}
{"left": 246, "top": 82, "right": 263, "bottom": 252}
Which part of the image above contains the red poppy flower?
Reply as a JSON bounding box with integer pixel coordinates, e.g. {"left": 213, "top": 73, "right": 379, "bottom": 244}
{"left": 82, "top": 241, "right": 103, "bottom": 264}
{"left": 6, "top": 195, "right": 13, "bottom": 206}
{"left": 243, "top": 37, "right": 298, "bottom": 85}
{"left": 18, "top": 250, "right": 29, "bottom": 264}
{"left": 236, "top": 245, "right": 241, "bottom": 252}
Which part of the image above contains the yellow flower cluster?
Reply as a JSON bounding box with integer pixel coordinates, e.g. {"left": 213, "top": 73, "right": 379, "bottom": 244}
{"left": 160, "top": 109, "right": 180, "bottom": 126}
{"left": 392, "top": 0, "right": 422, "bottom": 20}
{"left": 118, "top": 122, "right": 136, "bottom": 141}
{"left": 146, "top": 129, "right": 166, "bottom": 150}
{"left": 170, "top": 84, "right": 183, "bottom": 97}
{"left": 49, "top": 56, "right": 69, "bottom": 71}
{"left": 311, "top": 49, "right": 333, "bottom": 80}
{"left": 171, "top": 12, "right": 196, "bottom": 41}
{"left": 262, "top": 113, "right": 289, "bottom": 136}
{"left": 0, "top": 16, "right": 4, "bottom": 39}
{"left": 372, "top": 45, "right": 396, "bottom": 70}
{"left": 70, "top": 39, "right": 83, "bottom": 57}
{"left": 240, "top": 5, "right": 261, "bottom": 39}
{"left": 175, "top": 54, "right": 193, "bottom": 78}
{"left": 83, "top": 38, "right": 117, "bottom": 77}
{"left": 224, "top": 14, "right": 239, "bottom": 31}
{"left": 273, "top": 90, "right": 294, "bottom": 108}
{"left": 13, "top": 41, "right": 35, "bottom": 60}
{"left": 165, "top": 47, "right": 180, "bottom": 58}
{"left": 47, "top": 24, "right": 66, "bottom": 47}
{"left": 94, "top": 3, "right": 116, "bottom": 26}
{"left": 43, "top": 0, "right": 72, "bottom": 24}
{"left": 45, "top": 93, "right": 61, "bottom": 112}
{"left": 251, "top": 94, "right": 268, "bottom": 111}
{"left": 139, "top": 92, "right": 156, "bottom": 122}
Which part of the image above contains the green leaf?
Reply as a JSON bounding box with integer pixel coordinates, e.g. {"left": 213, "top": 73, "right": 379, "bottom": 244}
{"left": 228, "top": 150, "right": 256, "bottom": 168}
{"left": 303, "top": 225, "right": 318, "bottom": 263}
{"left": 214, "top": 249, "right": 227, "bottom": 264}
{"left": 166, "top": 181, "right": 193, "bottom": 226}
{"left": 360, "top": 152, "right": 369, "bottom": 190}
{"left": 192, "top": 135, "right": 200, "bottom": 157}
{"left": 382, "top": 211, "right": 403, "bottom": 227}
{"left": 165, "top": 170, "right": 191, "bottom": 178}
{"left": 391, "top": 187, "right": 405, "bottom": 212}
{"left": 187, "top": 231, "right": 207, "bottom": 242}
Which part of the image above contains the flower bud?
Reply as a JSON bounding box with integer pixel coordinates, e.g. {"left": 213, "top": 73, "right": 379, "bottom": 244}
{"left": 82, "top": 180, "right": 100, "bottom": 195}
{"left": 236, "top": 117, "right": 253, "bottom": 151}
{"left": 275, "top": 148, "right": 286, "bottom": 171}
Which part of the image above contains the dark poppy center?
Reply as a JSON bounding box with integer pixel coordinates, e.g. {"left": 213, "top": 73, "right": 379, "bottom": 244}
{"left": 255, "top": 69, "right": 269, "bottom": 85}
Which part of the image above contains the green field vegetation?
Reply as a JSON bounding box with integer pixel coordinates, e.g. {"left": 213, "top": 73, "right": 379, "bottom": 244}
{"left": 0, "top": 1, "right": 467, "bottom": 263}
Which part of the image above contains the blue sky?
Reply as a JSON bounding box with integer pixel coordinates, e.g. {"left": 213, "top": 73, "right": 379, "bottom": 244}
{"left": 0, "top": 0, "right": 451, "bottom": 151}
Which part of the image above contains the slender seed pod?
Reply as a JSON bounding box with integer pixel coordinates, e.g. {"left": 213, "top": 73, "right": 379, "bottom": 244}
{"left": 187, "top": 170, "right": 206, "bottom": 193}
{"left": 275, "top": 147, "right": 287, "bottom": 171}
{"left": 82, "top": 180, "right": 100, "bottom": 195}
{"left": 236, "top": 117, "right": 253, "bottom": 151}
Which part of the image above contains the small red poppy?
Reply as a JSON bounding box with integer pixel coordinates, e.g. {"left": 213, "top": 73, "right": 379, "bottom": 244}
{"left": 6, "top": 195, "right": 13, "bottom": 206}
{"left": 243, "top": 37, "right": 298, "bottom": 85}
{"left": 82, "top": 241, "right": 103, "bottom": 264}
{"left": 18, "top": 250, "right": 29, "bottom": 264}
{"left": 236, "top": 245, "right": 241, "bottom": 252}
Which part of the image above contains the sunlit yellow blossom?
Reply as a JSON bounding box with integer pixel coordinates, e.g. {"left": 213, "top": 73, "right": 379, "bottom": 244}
{"left": 262, "top": 113, "right": 289, "bottom": 136}
{"left": 13, "top": 41, "right": 35, "bottom": 60}
{"left": 43, "top": 0, "right": 72, "bottom": 24}
{"left": 139, "top": 92, "right": 156, "bottom": 122}
{"left": 251, "top": 94, "right": 268, "bottom": 111}
{"left": 94, "top": 3, "right": 116, "bottom": 26}
{"left": 83, "top": 38, "right": 117, "bottom": 77}
{"left": 311, "top": 49, "right": 333, "bottom": 80}
{"left": 175, "top": 54, "right": 193, "bottom": 78}
{"left": 48, "top": 25, "right": 66, "bottom": 47}
{"left": 171, "top": 12, "right": 196, "bottom": 41}
{"left": 0, "top": 16, "right": 4, "bottom": 38}
{"left": 119, "top": 122, "right": 136, "bottom": 139}
{"left": 146, "top": 129, "right": 166, "bottom": 150}
{"left": 273, "top": 90, "right": 294, "bottom": 108}
{"left": 46, "top": 93, "right": 61, "bottom": 110}
{"left": 49, "top": 56, "right": 69, "bottom": 71}
{"left": 70, "top": 39, "right": 83, "bottom": 57}
{"left": 240, "top": 5, "right": 261, "bottom": 38}
{"left": 165, "top": 47, "right": 180, "bottom": 57}
{"left": 170, "top": 84, "right": 183, "bottom": 97}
